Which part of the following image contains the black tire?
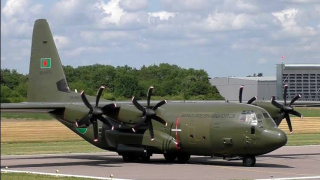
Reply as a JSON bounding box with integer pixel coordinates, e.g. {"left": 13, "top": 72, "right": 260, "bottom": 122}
{"left": 122, "top": 154, "right": 135, "bottom": 162}
{"left": 242, "top": 156, "right": 256, "bottom": 167}
{"left": 138, "top": 155, "right": 151, "bottom": 162}
{"left": 164, "top": 153, "right": 177, "bottom": 162}
{"left": 177, "top": 153, "right": 190, "bottom": 163}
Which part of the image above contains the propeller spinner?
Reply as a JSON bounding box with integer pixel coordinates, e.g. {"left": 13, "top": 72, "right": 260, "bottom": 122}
{"left": 75, "top": 86, "right": 115, "bottom": 142}
{"left": 271, "top": 84, "right": 302, "bottom": 133}
{"left": 131, "top": 86, "right": 167, "bottom": 141}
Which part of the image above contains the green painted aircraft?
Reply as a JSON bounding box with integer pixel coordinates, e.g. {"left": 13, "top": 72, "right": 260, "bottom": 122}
{"left": 2, "top": 19, "right": 292, "bottom": 167}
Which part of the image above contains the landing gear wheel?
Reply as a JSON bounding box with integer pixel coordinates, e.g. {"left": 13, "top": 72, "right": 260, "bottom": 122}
{"left": 122, "top": 154, "right": 135, "bottom": 162}
{"left": 138, "top": 155, "right": 151, "bottom": 162}
{"left": 242, "top": 156, "right": 256, "bottom": 167}
{"left": 177, "top": 153, "right": 190, "bottom": 163}
{"left": 164, "top": 153, "right": 177, "bottom": 162}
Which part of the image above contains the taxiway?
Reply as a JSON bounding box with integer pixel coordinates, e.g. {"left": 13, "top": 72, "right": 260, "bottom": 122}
{"left": 1, "top": 146, "right": 320, "bottom": 180}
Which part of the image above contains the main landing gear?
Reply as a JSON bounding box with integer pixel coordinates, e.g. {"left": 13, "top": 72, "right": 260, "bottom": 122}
{"left": 242, "top": 156, "right": 256, "bottom": 167}
{"left": 163, "top": 152, "right": 191, "bottom": 163}
{"left": 122, "top": 153, "right": 151, "bottom": 162}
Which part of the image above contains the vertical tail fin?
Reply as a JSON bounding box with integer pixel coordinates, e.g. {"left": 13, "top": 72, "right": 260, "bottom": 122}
{"left": 27, "top": 19, "right": 71, "bottom": 102}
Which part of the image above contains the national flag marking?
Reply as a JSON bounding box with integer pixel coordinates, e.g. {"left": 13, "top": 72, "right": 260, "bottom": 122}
{"left": 40, "top": 58, "right": 51, "bottom": 68}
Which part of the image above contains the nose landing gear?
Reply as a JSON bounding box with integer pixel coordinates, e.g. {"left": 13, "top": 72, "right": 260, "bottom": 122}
{"left": 242, "top": 156, "right": 256, "bottom": 167}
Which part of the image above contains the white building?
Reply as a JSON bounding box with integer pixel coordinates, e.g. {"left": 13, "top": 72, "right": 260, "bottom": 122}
{"left": 210, "top": 77, "right": 276, "bottom": 102}
{"left": 211, "top": 64, "right": 320, "bottom": 102}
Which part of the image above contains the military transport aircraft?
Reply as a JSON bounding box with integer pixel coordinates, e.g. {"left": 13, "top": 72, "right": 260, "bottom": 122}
{"left": 2, "top": 19, "right": 290, "bottom": 167}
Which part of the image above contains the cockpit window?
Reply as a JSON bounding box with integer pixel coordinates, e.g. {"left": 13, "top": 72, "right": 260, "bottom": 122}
{"left": 256, "top": 114, "right": 263, "bottom": 123}
{"left": 262, "top": 112, "right": 277, "bottom": 127}
{"left": 263, "top": 113, "right": 270, "bottom": 119}
{"left": 239, "top": 111, "right": 258, "bottom": 126}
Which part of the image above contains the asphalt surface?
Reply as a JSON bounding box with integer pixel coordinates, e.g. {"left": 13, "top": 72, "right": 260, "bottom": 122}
{"left": 1, "top": 145, "right": 320, "bottom": 180}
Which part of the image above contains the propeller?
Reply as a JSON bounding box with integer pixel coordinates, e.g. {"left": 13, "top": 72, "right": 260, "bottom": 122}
{"left": 131, "top": 86, "right": 167, "bottom": 141}
{"left": 75, "top": 86, "right": 115, "bottom": 142}
{"left": 271, "top": 84, "right": 302, "bottom": 133}
{"left": 239, "top": 85, "right": 257, "bottom": 104}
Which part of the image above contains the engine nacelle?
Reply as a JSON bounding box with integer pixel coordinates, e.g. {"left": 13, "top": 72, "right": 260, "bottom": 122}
{"left": 64, "top": 104, "right": 88, "bottom": 123}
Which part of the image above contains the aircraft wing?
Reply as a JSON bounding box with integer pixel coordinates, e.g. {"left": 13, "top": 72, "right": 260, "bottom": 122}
{"left": 1, "top": 102, "right": 68, "bottom": 112}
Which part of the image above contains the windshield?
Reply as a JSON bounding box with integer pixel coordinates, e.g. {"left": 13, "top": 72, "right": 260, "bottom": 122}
{"left": 239, "top": 110, "right": 277, "bottom": 128}
{"left": 240, "top": 110, "right": 258, "bottom": 126}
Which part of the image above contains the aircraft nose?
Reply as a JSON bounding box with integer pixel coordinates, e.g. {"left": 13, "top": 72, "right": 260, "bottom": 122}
{"left": 263, "top": 128, "right": 287, "bottom": 150}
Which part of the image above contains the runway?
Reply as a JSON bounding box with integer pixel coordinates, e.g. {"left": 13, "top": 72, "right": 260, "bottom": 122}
{"left": 2, "top": 146, "right": 320, "bottom": 180}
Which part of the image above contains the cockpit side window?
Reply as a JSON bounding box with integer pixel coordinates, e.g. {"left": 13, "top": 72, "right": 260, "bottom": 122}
{"left": 262, "top": 112, "right": 277, "bottom": 127}
{"left": 239, "top": 110, "right": 258, "bottom": 126}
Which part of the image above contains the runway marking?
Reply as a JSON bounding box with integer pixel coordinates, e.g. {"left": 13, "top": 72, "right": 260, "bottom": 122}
{"left": 214, "top": 165, "right": 313, "bottom": 177}
{"left": 1, "top": 169, "right": 132, "bottom": 180}
{"left": 256, "top": 176, "right": 320, "bottom": 180}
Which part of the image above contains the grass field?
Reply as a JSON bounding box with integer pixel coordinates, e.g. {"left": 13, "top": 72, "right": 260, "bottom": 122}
{"left": 1, "top": 141, "right": 104, "bottom": 155}
{"left": 1, "top": 172, "right": 95, "bottom": 180}
{"left": 295, "top": 107, "right": 320, "bottom": 117}
{"left": 1, "top": 112, "right": 54, "bottom": 120}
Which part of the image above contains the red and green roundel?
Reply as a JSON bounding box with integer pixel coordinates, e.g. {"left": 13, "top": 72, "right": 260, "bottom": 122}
{"left": 40, "top": 58, "right": 51, "bottom": 68}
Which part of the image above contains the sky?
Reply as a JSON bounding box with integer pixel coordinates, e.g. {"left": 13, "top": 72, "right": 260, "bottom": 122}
{"left": 1, "top": 0, "right": 320, "bottom": 78}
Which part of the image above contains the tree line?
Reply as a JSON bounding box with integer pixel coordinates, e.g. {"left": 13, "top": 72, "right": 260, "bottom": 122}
{"left": 1, "top": 63, "right": 223, "bottom": 102}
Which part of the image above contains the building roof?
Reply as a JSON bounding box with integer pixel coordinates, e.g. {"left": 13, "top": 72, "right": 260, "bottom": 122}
{"left": 279, "top": 64, "right": 320, "bottom": 70}
{"left": 284, "top": 64, "right": 320, "bottom": 67}
{"left": 213, "top": 76, "right": 276, "bottom": 81}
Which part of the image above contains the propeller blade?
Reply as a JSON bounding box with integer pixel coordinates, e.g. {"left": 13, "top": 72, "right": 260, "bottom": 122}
{"left": 132, "top": 96, "right": 145, "bottom": 112}
{"left": 247, "top": 96, "right": 257, "bottom": 104}
{"left": 271, "top": 97, "right": 284, "bottom": 110}
{"left": 275, "top": 112, "right": 286, "bottom": 126}
{"left": 152, "top": 115, "right": 167, "bottom": 126}
{"left": 239, "top": 85, "right": 244, "bottom": 103}
{"left": 283, "top": 84, "right": 288, "bottom": 106}
{"left": 148, "top": 120, "right": 155, "bottom": 141}
{"left": 93, "top": 120, "right": 99, "bottom": 142}
{"left": 98, "top": 116, "right": 113, "bottom": 130}
{"left": 75, "top": 115, "right": 90, "bottom": 127}
{"left": 147, "top": 86, "right": 154, "bottom": 108}
{"left": 153, "top": 100, "right": 167, "bottom": 110}
{"left": 95, "top": 86, "right": 105, "bottom": 107}
{"left": 290, "top": 110, "right": 302, "bottom": 118}
{"left": 132, "top": 116, "right": 147, "bottom": 132}
{"left": 285, "top": 114, "right": 293, "bottom": 133}
{"left": 81, "top": 91, "right": 93, "bottom": 111}
{"left": 289, "top": 94, "right": 301, "bottom": 106}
